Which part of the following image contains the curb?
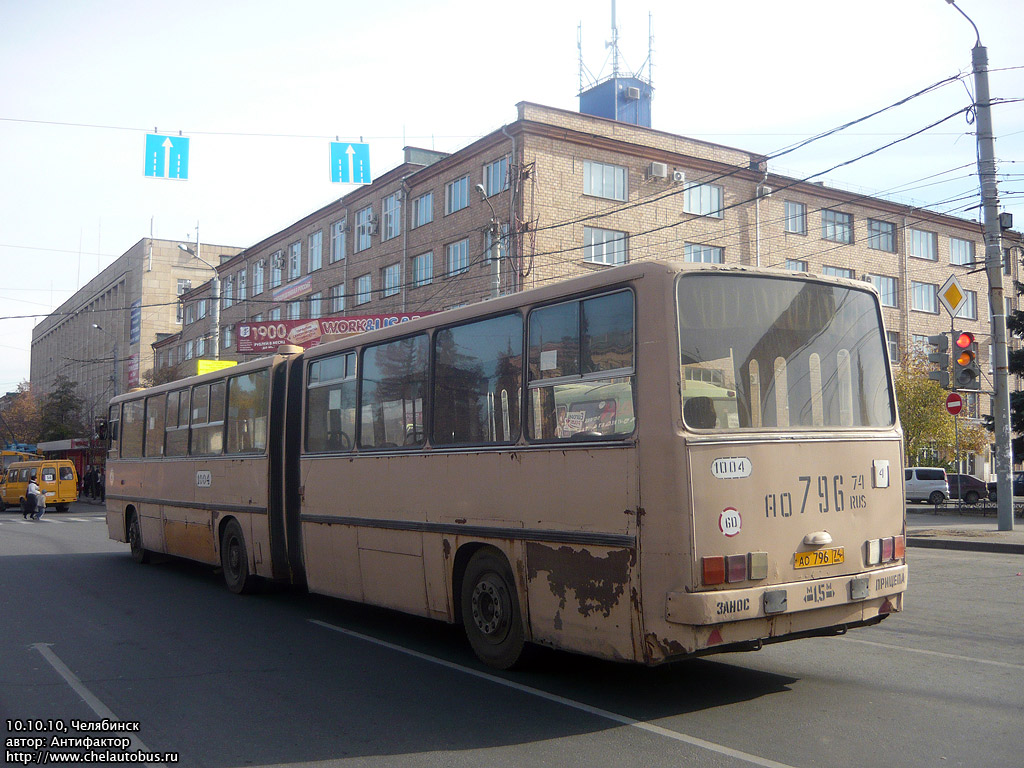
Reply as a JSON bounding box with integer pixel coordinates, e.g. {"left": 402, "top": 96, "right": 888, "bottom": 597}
{"left": 907, "top": 537, "right": 1024, "bottom": 555}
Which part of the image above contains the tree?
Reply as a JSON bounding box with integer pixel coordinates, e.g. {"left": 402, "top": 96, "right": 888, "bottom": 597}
{"left": 38, "top": 375, "right": 88, "bottom": 441}
{"left": 0, "top": 381, "right": 42, "bottom": 444}
{"left": 894, "top": 351, "right": 988, "bottom": 467}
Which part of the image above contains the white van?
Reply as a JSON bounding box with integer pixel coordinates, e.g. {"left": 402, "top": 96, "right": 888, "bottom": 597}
{"left": 904, "top": 467, "right": 949, "bottom": 505}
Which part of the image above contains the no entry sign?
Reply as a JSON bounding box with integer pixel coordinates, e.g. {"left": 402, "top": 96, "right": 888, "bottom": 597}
{"left": 946, "top": 392, "right": 964, "bottom": 416}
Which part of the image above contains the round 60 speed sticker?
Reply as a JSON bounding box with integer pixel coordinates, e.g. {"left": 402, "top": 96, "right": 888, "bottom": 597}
{"left": 719, "top": 507, "right": 742, "bottom": 537}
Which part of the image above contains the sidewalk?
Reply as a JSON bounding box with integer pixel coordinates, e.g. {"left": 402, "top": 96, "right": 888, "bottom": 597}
{"left": 907, "top": 506, "right": 1024, "bottom": 555}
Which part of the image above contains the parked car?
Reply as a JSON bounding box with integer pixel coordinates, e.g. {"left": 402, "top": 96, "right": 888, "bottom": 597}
{"left": 947, "top": 474, "right": 989, "bottom": 504}
{"left": 904, "top": 467, "right": 949, "bottom": 505}
{"left": 986, "top": 471, "right": 1024, "bottom": 502}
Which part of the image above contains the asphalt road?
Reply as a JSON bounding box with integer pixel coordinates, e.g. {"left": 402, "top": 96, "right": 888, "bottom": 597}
{"left": 1, "top": 503, "right": 1022, "bottom": 768}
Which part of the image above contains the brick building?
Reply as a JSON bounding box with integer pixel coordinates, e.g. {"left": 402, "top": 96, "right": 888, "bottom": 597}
{"left": 30, "top": 238, "right": 244, "bottom": 423}
{"left": 147, "top": 101, "right": 1019, "bottom": 473}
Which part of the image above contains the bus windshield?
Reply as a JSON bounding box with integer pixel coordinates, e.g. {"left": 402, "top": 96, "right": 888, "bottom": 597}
{"left": 678, "top": 273, "right": 894, "bottom": 430}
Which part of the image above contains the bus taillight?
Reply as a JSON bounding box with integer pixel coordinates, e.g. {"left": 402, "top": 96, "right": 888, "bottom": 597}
{"left": 702, "top": 551, "right": 769, "bottom": 586}
{"left": 865, "top": 535, "right": 905, "bottom": 566}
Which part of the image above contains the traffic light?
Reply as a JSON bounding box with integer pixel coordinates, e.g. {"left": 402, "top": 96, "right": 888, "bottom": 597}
{"left": 953, "top": 331, "right": 981, "bottom": 390}
{"left": 926, "top": 333, "right": 950, "bottom": 388}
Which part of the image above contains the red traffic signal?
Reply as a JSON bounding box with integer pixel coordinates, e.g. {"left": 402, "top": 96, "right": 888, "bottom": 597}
{"left": 955, "top": 331, "right": 975, "bottom": 350}
{"left": 953, "top": 331, "right": 980, "bottom": 390}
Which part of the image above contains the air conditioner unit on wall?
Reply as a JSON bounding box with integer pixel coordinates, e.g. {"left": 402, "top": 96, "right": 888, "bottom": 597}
{"left": 626, "top": 86, "right": 641, "bottom": 100}
{"left": 672, "top": 170, "right": 685, "bottom": 183}
{"left": 649, "top": 162, "right": 668, "bottom": 179}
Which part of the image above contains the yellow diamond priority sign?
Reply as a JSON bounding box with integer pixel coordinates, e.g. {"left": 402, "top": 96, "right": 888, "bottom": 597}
{"left": 938, "top": 274, "right": 967, "bottom": 317}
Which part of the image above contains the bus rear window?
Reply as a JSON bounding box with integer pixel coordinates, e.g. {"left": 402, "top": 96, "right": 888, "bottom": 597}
{"left": 677, "top": 274, "right": 894, "bottom": 430}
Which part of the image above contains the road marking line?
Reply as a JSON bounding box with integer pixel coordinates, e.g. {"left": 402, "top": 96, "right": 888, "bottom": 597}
{"left": 839, "top": 636, "right": 1024, "bottom": 670}
{"left": 32, "top": 643, "right": 167, "bottom": 766}
{"left": 310, "top": 620, "right": 797, "bottom": 768}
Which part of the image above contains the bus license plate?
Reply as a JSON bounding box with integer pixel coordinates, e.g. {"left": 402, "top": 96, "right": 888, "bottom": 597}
{"left": 794, "top": 547, "right": 845, "bottom": 569}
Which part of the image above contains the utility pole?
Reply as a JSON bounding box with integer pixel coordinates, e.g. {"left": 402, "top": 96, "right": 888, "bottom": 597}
{"left": 947, "top": 0, "right": 1013, "bottom": 530}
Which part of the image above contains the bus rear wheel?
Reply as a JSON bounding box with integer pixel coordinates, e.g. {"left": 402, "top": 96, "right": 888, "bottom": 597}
{"left": 220, "top": 519, "right": 256, "bottom": 594}
{"left": 461, "top": 548, "right": 525, "bottom": 669}
{"left": 128, "top": 513, "right": 149, "bottom": 564}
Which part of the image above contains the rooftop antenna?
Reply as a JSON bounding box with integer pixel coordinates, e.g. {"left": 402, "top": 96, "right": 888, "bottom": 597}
{"left": 608, "top": 0, "right": 620, "bottom": 77}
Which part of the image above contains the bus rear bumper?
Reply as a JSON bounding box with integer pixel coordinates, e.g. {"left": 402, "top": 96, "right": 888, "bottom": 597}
{"left": 665, "top": 563, "right": 907, "bottom": 626}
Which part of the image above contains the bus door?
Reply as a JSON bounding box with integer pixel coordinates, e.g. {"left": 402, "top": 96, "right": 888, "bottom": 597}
{"left": 57, "top": 464, "right": 77, "bottom": 503}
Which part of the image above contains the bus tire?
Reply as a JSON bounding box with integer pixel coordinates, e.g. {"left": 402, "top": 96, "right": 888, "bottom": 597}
{"left": 461, "top": 547, "right": 525, "bottom": 670}
{"left": 128, "top": 512, "right": 150, "bottom": 564}
{"left": 220, "top": 519, "right": 256, "bottom": 594}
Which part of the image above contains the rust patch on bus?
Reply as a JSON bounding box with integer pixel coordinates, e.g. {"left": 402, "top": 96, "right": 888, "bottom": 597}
{"left": 526, "top": 543, "right": 630, "bottom": 618}
{"left": 643, "top": 632, "right": 688, "bottom": 661}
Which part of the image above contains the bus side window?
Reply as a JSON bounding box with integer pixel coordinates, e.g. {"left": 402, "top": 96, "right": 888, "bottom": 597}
{"left": 42, "top": 467, "right": 56, "bottom": 483}
{"left": 227, "top": 369, "right": 270, "bottom": 454}
{"left": 306, "top": 355, "right": 355, "bottom": 453}
{"left": 59, "top": 467, "right": 74, "bottom": 481}
{"left": 107, "top": 405, "right": 121, "bottom": 457}
{"left": 527, "top": 290, "right": 635, "bottom": 441}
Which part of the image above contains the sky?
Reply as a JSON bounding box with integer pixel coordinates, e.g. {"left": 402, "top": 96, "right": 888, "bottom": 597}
{"left": 1, "top": 0, "right": 1022, "bottom": 393}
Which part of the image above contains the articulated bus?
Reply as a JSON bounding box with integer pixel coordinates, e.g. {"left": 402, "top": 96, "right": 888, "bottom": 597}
{"left": 105, "top": 261, "right": 907, "bottom": 668}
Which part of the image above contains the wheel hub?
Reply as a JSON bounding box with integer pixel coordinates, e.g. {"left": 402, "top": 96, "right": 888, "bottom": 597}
{"left": 471, "top": 579, "right": 504, "bottom": 635}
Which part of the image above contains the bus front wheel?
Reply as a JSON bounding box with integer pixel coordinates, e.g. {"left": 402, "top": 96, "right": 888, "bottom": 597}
{"left": 128, "top": 513, "right": 149, "bottom": 564}
{"left": 461, "top": 548, "right": 525, "bottom": 670}
{"left": 220, "top": 519, "right": 256, "bottom": 594}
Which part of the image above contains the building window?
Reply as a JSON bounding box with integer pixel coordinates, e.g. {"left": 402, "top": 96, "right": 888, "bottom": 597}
{"left": 583, "top": 226, "right": 627, "bottom": 265}
{"left": 886, "top": 331, "right": 899, "bottom": 362}
{"left": 955, "top": 289, "right": 978, "bottom": 320}
{"left": 197, "top": 299, "right": 207, "bottom": 320}
{"left": 176, "top": 279, "right": 191, "bottom": 323}
{"left": 288, "top": 301, "right": 302, "bottom": 320}
{"left": 197, "top": 336, "right": 206, "bottom": 358}
{"left": 823, "top": 265, "right": 855, "bottom": 279}
{"left": 224, "top": 325, "right": 234, "bottom": 349}
{"left": 785, "top": 259, "right": 808, "bottom": 272}
{"left": 446, "top": 176, "right": 469, "bottom": 214}
{"left": 382, "top": 193, "right": 401, "bottom": 241}
{"left": 288, "top": 242, "right": 302, "bottom": 281}
{"left": 330, "top": 284, "right": 345, "bottom": 313}
{"left": 583, "top": 160, "right": 627, "bottom": 201}
{"left": 382, "top": 263, "right": 401, "bottom": 297}
{"left": 412, "top": 252, "right": 433, "bottom": 287}
{"left": 270, "top": 250, "right": 284, "bottom": 288}
{"left": 252, "top": 261, "right": 265, "bottom": 296}
{"left": 784, "top": 201, "right": 807, "bottom": 235}
{"left": 185, "top": 340, "right": 194, "bottom": 360}
{"left": 446, "top": 239, "right": 470, "bottom": 275}
{"left": 223, "top": 277, "right": 234, "bottom": 309}
{"left": 911, "top": 281, "right": 938, "bottom": 313}
{"left": 355, "top": 206, "right": 374, "bottom": 252}
{"left": 869, "top": 274, "right": 898, "bottom": 308}
{"left": 868, "top": 219, "right": 895, "bottom": 252}
{"left": 908, "top": 228, "right": 937, "bottom": 261}
{"left": 237, "top": 269, "right": 247, "bottom": 301}
{"left": 331, "top": 219, "right": 347, "bottom": 263}
{"left": 185, "top": 304, "right": 195, "bottom": 325}
{"left": 355, "top": 274, "right": 372, "bottom": 305}
{"left": 309, "top": 230, "right": 323, "bottom": 272}
{"left": 269, "top": 307, "right": 282, "bottom": 321}
{"left": 309, "top": 292, "right": 323, "bottom": 319}
{"left": 684, "top": 243, "right": 723, "bottom": 263}
{"left": 951, "top": 236, "right": 975, "bottom": 266}
{"left": 412, "top": 192, "right": 433, "bottom": 228}
{"left": 822, "top": 209, "right": 853, "bottom": 244}
{"left": 483, "top": 156, "right": 509, "bottom": 196}
{"left": 683, "top": 183, "right": 723, "bottom": 218}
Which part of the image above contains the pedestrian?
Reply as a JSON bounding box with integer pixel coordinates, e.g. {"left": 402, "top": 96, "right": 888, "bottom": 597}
{"left": 84, "top": 467, "right": 95, "bottom": 499}
{"left": 25, "top": 476, "right": 41, "bottom": 520}
{"left": 32, "top": 485, "right": 46, "bottom": 519}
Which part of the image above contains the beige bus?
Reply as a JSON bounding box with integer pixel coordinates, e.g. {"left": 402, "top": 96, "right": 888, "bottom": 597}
{"left": 106, "top": 261, "right": 907, "bottom": 668}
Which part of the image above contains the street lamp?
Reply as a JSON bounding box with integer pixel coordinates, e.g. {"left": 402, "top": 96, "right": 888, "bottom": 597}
{"left": 91, "top": 323, "right": 119, "bottom": 398}
{"left": 475, "top": 183, "right": 501, "bottom": 298}
{"left": 178, "top": 228, "right": 220, "bottom": 360}
{"left": 946, "top": 0, "right": 1013, "bottom": 531}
